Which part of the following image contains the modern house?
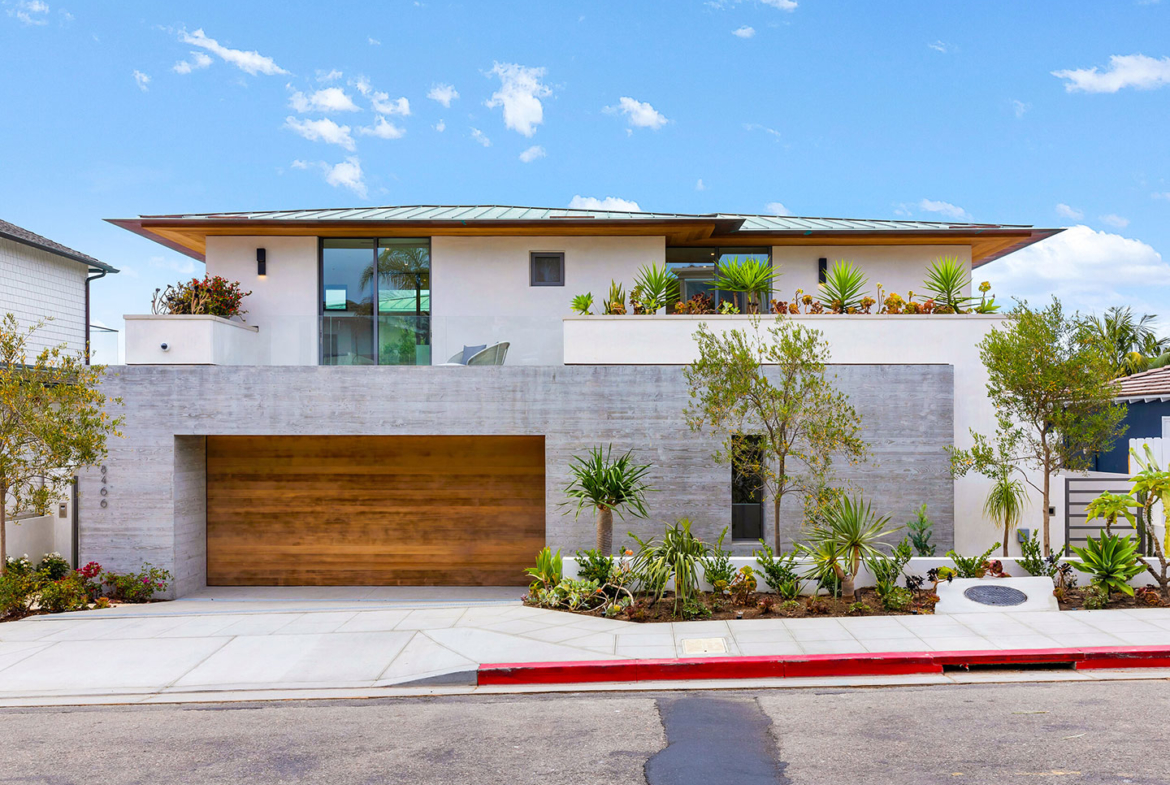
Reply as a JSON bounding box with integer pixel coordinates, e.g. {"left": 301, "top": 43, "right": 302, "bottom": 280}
{"left": 91, "top": 205, "right": 1061, "bottom": 596}
{"left": 1096, "top": 366, "right": 1170, "bottom": 473}
{"left": 1, "top": 218, "right": 119, "bottom": 566}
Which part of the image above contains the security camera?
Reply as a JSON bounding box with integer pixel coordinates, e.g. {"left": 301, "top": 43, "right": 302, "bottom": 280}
{"left": 160, "top": 342, "right": 169, "bottom": 351}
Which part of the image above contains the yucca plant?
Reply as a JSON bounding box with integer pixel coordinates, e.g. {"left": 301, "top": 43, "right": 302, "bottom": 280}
{"left": 984, "top": 468, "right": 1028, "bottom": 556}
{"left": 714, "top": 257, "right": 780, "bottom": 314}
{"left": 1071, "top": 533, "right": 1144, "bottom": 597}
{"left": 630, "top": 518, "right": 709, "bottom": 612}
{"left": 570, "top": 292, "right": 594, "bottom": 315}
{"left": 799, "top": 495, "right": 896, "bottom": 598}
{"left": 817, "top": 260, "right": 868, "bottom": 313}
{"left": 632, "top": 262, "right": 680, "bottom": 314}
{"left": 603, "top": 280, "right": 626, "bottom": 315}
{"left": 922, "top": 256, "right": 974, "bottom": 313}
{"left": 562, "top": 445, "right": 653, "bottom": 553}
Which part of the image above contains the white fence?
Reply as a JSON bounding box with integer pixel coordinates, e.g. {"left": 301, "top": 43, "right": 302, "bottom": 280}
{"left": 1130, "top": 437, "right": 1165, "bottom": 472}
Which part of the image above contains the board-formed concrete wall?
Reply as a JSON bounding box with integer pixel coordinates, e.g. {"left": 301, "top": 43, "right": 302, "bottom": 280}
{"left": 79, "top": 364, "right": 954, "bottom": 596}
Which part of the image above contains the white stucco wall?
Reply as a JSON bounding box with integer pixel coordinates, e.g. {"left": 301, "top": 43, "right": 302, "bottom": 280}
{"left": 564, "top": 313, "right": 1054, "bottom": 555}
{"left": 431, "top": 235, "right": 666, "bottom": 365}
{"left": 0, "top": 236, "right": 88, "bottom": 356}
{"left": 203, "top": 236, "right": 319, "bottom": 365}
{"left": 125, "top": 315, "right": 264, "bottom": 365}
{"left": 770, "top": 244, "right": 974, "bottom": 307}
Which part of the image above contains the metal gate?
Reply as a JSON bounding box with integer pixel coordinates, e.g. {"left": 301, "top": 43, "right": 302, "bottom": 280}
{"left": 1064, "top": 475, "right": 1149, "bottom": 555}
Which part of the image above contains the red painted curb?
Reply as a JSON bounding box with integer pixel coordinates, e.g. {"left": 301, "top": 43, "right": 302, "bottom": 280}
{"left": 476, "top": 645, "right": 1170, "bottom": 686}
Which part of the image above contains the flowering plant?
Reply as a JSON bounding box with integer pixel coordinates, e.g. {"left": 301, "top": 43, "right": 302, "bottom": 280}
{"left": 152, "top": 275, "right": 251, "bottom": 318}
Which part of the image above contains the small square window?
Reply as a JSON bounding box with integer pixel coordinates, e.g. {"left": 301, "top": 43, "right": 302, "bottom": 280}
{"left": 530, "top": 252, "right": 565, "bottom": 286}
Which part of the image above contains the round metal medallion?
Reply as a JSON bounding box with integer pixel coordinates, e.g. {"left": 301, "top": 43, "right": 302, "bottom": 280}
{"left": 963, "top": 585, "right": 1028, "bottom": 607}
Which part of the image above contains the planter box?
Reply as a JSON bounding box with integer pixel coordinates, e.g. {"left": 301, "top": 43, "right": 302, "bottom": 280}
{"left": 125, "top": 314, "right": 264, "bottom": 365}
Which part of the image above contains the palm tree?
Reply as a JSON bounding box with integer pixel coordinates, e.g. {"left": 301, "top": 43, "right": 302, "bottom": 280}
{"left": 360, "top": 245, "right": 431, "bottom": 317}
{"left": 1086, "top": 306, "right": 1169, "bottom": 378}
{"left": 984, "top": 468, "right": 1028, "bottom": 556}
{"left": 562, "top": 446, "right": 653, "bottom": 553}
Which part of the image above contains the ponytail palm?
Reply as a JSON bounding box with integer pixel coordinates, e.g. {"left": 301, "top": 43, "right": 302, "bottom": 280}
{"left": 563, "top": 446, "right": 653, "bottom": 553}
{"left": 984, "top": 469, "right": 1028, "bottom": 556}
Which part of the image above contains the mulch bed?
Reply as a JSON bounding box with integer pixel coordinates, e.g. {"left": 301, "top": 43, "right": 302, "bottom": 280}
{"left": 1057, "top": 587, "right": 1167, "bottom": 611}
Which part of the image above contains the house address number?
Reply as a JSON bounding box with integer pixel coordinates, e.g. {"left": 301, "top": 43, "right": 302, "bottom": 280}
{"left": 100, "top": 465, "right": 108, "bottom": 509}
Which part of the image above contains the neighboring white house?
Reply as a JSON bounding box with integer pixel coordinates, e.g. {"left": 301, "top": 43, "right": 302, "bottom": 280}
{"left": 0, "top": 218, "right": 119, "bottom": 567}
{"left": 97, "top": 205, "right": 1068, "bottom": 595}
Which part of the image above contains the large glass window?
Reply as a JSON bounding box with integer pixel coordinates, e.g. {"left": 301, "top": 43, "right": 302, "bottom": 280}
{"left": 666, "top": 247, "right": 772, "bottom": 311}
{"left": 731, "top": 435, "right": 766, "bottom": 541}
{"left": 320, "top": 238, "right": 430, "bottom": 365}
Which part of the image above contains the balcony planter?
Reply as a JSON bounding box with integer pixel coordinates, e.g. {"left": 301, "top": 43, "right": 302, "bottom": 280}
{"left": 125, "top": 314, "right": 264, "bottom": 365}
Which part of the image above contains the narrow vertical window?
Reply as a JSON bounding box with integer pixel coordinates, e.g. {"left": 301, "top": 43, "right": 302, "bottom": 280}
{"left": 731, "top": 435, "right": 766, "bottom": 541}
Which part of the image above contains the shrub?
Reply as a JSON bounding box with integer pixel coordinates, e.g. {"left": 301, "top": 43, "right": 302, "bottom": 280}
{"left": 1083, "top": 585, "right": 1110, "bottom": 610}
{"left": 682, "top": 598, "right": 712, "bottom": 620}
{"left": 947, "top": 545, "right": 999, "bottom": 579}
{"left": 1019, "top": 531, "right": 1056, "bottom": 577}
{"left": 574, "top": 549, "right": 614, "bottom": 587}
{"left": 152, "top": 275, "right": 251, "bottom": 318}
{"left": 4, "top": 555, "right": 34, "bottom": 578}
{"left": 39, "top": 573, "right": 88, "bottom": 613}
{"left": 1070, "top": 533, "right": 1144, "bottom": 597}
{"left": 729, "top": 566, "right": 758, "bottom": 607}
{"left": 701, "top": 527, "right": 736, "bottom": 590}
{"left": 36, "top": 552, "right": 71, "bottom": 582}
{"left": 76, "top": 561, "right": 103, "bottom": 601}
{"left": 906, "top": 504, "right": 935, "bottom": 556}
{"left": 873, "top": 538, "right": 913, "bottom": 600}
{"left": 532, "top": 578, "right": 604, "bottom": 611}
{"left": 881, "top": 586, "right": 914, "bottom": 612}
{"left": 103, "top": 564, "right": 172, "bottom": 603}
{"left": 630, "top": 519, "right": 709, "bottom": 612}
{"left": 0, "top": 571, "right": 38, "bottom": 620}
{"left": 754, "top": 540, "right": 800, "bottom": 597}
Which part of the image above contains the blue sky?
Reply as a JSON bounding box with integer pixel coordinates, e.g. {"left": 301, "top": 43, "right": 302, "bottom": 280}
{"left": 2, "top": 0, "right": 1169, "bottom": 338}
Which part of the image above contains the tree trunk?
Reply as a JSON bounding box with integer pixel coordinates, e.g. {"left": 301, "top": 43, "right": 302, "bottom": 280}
{"left": 842, "top": 573, "right": 855, "bottom": 600}
{"left": 596, "top": 506, "right": 613, "bottom": 554}
{"left": 773, "top": 493, "right": 782, "bottom": 552}
{"left": 0, "top": 481, "right": 6, "bottom": 574}
{"left": 1042, "top": 470, "right": 1051, "bottom": 556}
{"left": 1002, "top": 523, "right": 1009, "bottom": 558}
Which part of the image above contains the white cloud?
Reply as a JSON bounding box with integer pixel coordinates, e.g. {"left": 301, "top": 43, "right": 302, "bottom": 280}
{"left": 427, "top": 83, "right": 459, "bottom": 107}
{"left": 1055, "top": 203, "right": 1084, "bottom": 221}
{"left": 173, "top": 52, "right": 212, "bottom": 74}
{"left": 283, "top": 117, "right": 356, "bottom": 151}
{"left": 696, "top": 179, "right": 706, "bottom": 191}
{"left": 316, "top": 68, "right": 342, "bottom": 82}
{"left": 607, "top": 96, "right": 668, "bottom": 130}
{"left": 7, "top": 0, "right": 49, "bottom": 25}
{"left": 434, "top": 119, "right": 446, "bottom": 132}
{"left": 352, "top": 77, "right": 410, "bottom": 115}
{"left": 760, "top": 0, "right": 797, "bottom": 10}
{"left": 519, "top": 145, "right": 546, "bottom": 163}
{"left": 1052, "top": 54, "right": 1170, "bottom": 93}
{"left": 928, "top": 40, "right": 950, "bottom": 53}
{"left": 358, "top": 115, "right": 406, "bottom": 140}
{"left": 290, "top": 159, "right": 309, "bottom": 169}
{"left": 133, "top": 70, "right": 150, "bottom": 91}
{"left": 470, "top": 127, "right": 491, "bottom": 147}
{"left": 324, "top": 157, "right": 366, "bottom": 198}
{"left": 1100, "top": 213, "right": 1130, "bottom": 228}
{"left": 984, "top": 225, "right": 1170, "bottom": 319}
{"left": 568, "top": 196, "right": 642, "bottom": 212}
{"left": 288, "top": 86, "right": 360, "bottom": 113}
{"left": 368, "top": 37, "right": 380, "bottom": 46}
{"left": 732, "top": 26, "right": 756, "bottom": 38}
{"left": 1011, "top": 99, "right": 1030, "bottom": 118}
{"left": 744, "top": 122, "right": 782, "bottom": 140}
{"left": 918, "top": 198, "right": 970, "bottom": 220}
{"left": 485, "top": 62, "right": 550, "bottom": 137}
{"left": 765, "top": 202, "right": 791, "bottom": 216}
{"left": 180, "top": 28, "right": 287, "bottom": 76}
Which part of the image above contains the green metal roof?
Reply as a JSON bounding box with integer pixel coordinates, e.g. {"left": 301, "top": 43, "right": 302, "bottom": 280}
{"left": 135, "top": 204, "right": 1039, "bottom": 233}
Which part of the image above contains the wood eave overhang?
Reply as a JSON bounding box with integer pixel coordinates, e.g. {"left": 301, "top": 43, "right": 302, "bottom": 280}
{"left": 106, "top": 217, "right": 1062, "bottom": 266}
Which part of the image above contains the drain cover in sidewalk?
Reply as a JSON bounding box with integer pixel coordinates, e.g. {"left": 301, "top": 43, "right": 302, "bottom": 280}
{"left": 963, "top": 585, "right": 1028, "bottom": 607}
{"left": 681, "top": 638, "right": 728, "bottom": 655}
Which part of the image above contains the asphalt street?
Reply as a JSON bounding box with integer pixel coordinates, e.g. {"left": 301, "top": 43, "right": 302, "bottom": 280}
{"left": 1, "top": 679, "right": 1168, "bottom": 784}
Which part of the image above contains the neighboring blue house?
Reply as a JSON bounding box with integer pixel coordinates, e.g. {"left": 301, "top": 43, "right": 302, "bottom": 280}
{"left": 1096, "top": 366, "right": 1170, "bottom": 473}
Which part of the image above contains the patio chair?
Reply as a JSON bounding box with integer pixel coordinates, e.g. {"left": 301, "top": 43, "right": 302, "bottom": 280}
{"left": 443, "top": 342, "right": 510, "bottom": 366}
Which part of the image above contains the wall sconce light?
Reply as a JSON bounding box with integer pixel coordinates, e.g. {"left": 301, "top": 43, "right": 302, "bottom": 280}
{"left": 818, "top": 257, "right": 827, "bottom": 284}
{"left": 257, "top": 248, "right": 267, "bottom": 278}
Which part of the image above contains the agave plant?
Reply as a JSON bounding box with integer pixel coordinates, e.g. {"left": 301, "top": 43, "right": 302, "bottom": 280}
{"left": 632, "top": 262, "right": 680, "bottom": 314}
{"left": 1070, "top": 532, "right": 1144, "bottom": 597}
{"left": 562, "top": 445, "right": 653, "bottom": 553}
{"left": 570, "top": 292, "right": 594, "bottom": 315}
{"left": 817, "top": 260, "right": 868, "bottom": 313}
{"left": 922, "top": 256, "right": 974, "bottom": 313}
{"left": 630, "top": 518, "right": 709, "bottom": 612}
{"left": 713, "top": 257, "right": 780, "bottom": 314}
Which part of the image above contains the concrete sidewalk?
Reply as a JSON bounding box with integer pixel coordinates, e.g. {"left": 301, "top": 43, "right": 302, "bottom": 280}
{"left": 3, "top": 598, "right": 1170, "bottom": 705}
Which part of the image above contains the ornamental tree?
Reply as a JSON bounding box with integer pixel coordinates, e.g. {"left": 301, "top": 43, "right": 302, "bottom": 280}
{"left": 949, "top": 299, "right": 1126, "bottom": 555}
{"left": 0, "top": 314, "right": 123, "bottom": 571}
{"left": 684, "top": 317, "right": 868, "bottom": 550}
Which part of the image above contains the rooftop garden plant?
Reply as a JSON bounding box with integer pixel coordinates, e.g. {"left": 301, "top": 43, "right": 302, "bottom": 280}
{"left": 631, "top": 262, "right": 679, "bottom": 315}
{"left": 570, "top": 293, "right": 594, "bottom": 315}
{"left": 922, "top": 256, "right": 973, "bottom": 314}
{"left": 817, "top": 260, "right": 868, "bottom": 313}
{"left": 562, "top": 445, "right": 653, "bottom": 554}
{"left": 714, "top": 257, "right": 779, "bottom": 314}
{"left": 151, "top": 275, "right": 251, "bottom": 319}
{"left": 603, "top": 280, "right": 626, "bottom": 315}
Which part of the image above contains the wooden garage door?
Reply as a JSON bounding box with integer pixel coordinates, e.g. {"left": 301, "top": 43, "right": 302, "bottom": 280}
{"left": 206, "top": 435, "right": 545, "bottom": 586}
